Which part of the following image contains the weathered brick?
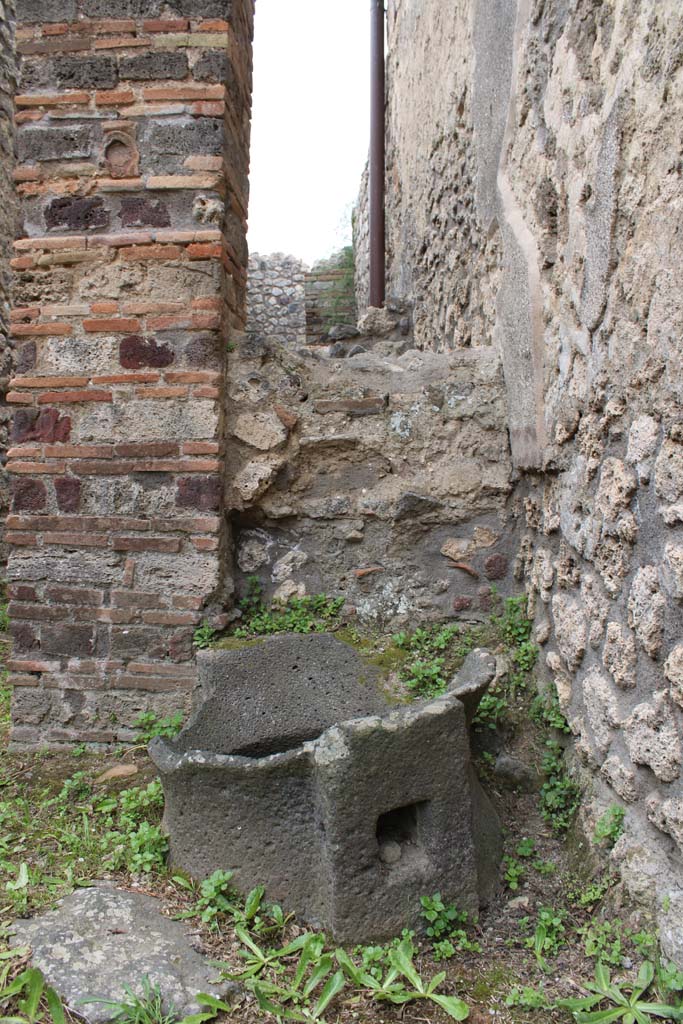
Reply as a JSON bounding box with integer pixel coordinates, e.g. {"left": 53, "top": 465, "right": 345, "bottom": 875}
{"left": 120, "top": 243, "right": 182, "bottom": 260}
{"left": 175, "top": 475, "right": 221, "bottom": 511}
{"left": 314, "top": 397, "right": 389, "bottom": 416}
{"left": 142, "top": 19, "right": 189, "bottom": 32}
{"left": 10, "top": 322, "right": 72, "bottom": 336}
{"left": 119, "top": 335, "right": 175, "bottom": 369}
{"left": 8, "top": 585, "right": 39, "bottom": 602}
{"left": 12, "top": 375, "right": 89, "bottom": 389}
{"left": 112, "top": 590, "right": 165, "bottom": 609}
{"left": 54, "top": 477, "right": 81, "bottom": 512}
{"left": 113, "top": 536, "right": 181, "bottom": 553}
{"left": 12, "top": 478, "right": 47, "bottom": 511}
{"left": 141, "top": 610, "right": 197, "bottom": 626}
{"left": 7, "top": 532, "right": 38, "bottom": 546}
{"left": 83, "top": 317, "right": 141, "bottom": 333}
{"left": 37, "top": 390, "right": 113, "bottom": 404}
{"left": 95, "top": 88, "right": 135, "bottom": 106}
{"left": 42, "top": 532, "right": 109, "bottom": 547}
{"left": 113, "top": 442, "right": 178, "bottom": 457}
{"left": 16, "top": 342, "right": 37, "bottom": 375}
{"left": 10, "top": 622, "right": 39, "bottom": 653}
{"left": 119, "top": 51, "right": 189, "bottom": 81}
{"left": 46, "top": 587, "right": 104, "bottom": 606}
{"left": 12, "top": 408, "right": 72, "bottom": 443}
{"left": 16, "top": 91, "right": 91, "bottom": 107}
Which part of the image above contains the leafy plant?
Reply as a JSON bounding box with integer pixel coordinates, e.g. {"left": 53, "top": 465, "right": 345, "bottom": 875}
{"left": 578, "top": 920, "right": 627, "bottom": 968}
{"left": 336, "top": 936, "right": 469, "bottom": 1020}
{"left": 503, "top": 857, "right": 525, "bottom": 891}
{"left": 594, "top": 806, "right": 626, "bottom": 848}
{"left": 252, "top": 934, "right": 345, "bottom": 1023}
{"left": 472, "top": 690, "right": 508, "bottom": 730}
{"left": 567, "top": 875, "right": 613, "bottom": 910}
{"left": 134, "top": 712, "right": 184, "bottom": 744}
{"left": 233, "top": 587, "right": 344, "bottom": 639}
{"left": 420, "top": 893, "right": 480, "bottom": 957}
{"left": 0, "top": 957, "right": 66, "bottom": 1024}
{"left": 516, "top": 837, "right": 536, "bottom": 858}
{"left": 193, "top": 623, "right": 217, "bottom": 650}
{"left": 526, "top": 906, "right": 567, "bottom": 971}
{"left": 540, "top": 740, "right": 581, "bottom": 833}
{"left": 531, "top": 686, "right": 571, "bottom": 734}
{"left": 393, "top": 623, "right": 477, "bottom": 700}
{"left": 557, "top": 961, "right": 683, "bottom": 1023}
{"left": 505, "top": 984, "right": 553, "bottom": 1010}
{"left": 83, "top": 975, "right": 232, "bottom": 1024}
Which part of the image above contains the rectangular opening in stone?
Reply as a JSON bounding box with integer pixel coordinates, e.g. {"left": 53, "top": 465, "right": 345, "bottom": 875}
{"left": 376, "top": 800, "right": 429, "bottom": 865}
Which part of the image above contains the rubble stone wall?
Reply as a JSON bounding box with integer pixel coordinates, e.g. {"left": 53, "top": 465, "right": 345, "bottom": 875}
{"left": 6, "top": 0, "right": 254, "bottom": 747}
{"left": 246, "top": 252, "right": 306, "bottom": 346}
{"left": 373, "top": 0, "right": 683, "bottom": 960}
{"left": 0, "top": 0, "right": 16, "bottom": 565}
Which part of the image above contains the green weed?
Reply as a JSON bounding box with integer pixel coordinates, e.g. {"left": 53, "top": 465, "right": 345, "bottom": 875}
{"left": 192, "top": 623, "right": 217, "bottom": 650}
{"left": 594, "top": 805, "right": 626, "bottom": 848}
{"left": 420, "top": 893, "right": 481, "bottom": 958}
{"left": 557, "top": 960, "right": 683, "bottom": 1023}
{"left": 134, "top": 712, "right": 184, "bottom": 744}
{"left": 539, "top": 740, "right": 581, "bottom": 833}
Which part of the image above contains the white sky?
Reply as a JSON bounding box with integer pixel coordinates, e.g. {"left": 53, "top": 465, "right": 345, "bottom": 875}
{"left": 247, "top": 0, "right": 370, "bottom": 266}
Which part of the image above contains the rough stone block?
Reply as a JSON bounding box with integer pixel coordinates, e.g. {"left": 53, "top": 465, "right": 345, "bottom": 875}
{"left": 11, "top": 885, "right": 236, "bottom": 1022}
{"left": 45, "top": 197, "right": 110, "bottom": 234}
{"left": 119, "top": 335, "right": 175, "bottom": 369}
{"left": 12, "top": 478, "right": 47, "bottom": 512}
{"left": 17, "top": 0, "right": 77, "bottom": 22}
{"left": 119, "top": 52, "right": 189, "bottom": 81}
{"left": 42, "top": 623, "right": 96, "bottom": 658}
{"left": 55, "top": 56, "right": 119, "bottom": 92}
{"left": 18, "top": 125, "right": 94, "bottom": 164}
{"left": 175, "top": 476, "right": 221, "bottom": 511}
{"left": 119, "top": 197, "right": 171, "bottom": 229}
{"left": 151, "top": 637, "right": 501, "bottom": 943}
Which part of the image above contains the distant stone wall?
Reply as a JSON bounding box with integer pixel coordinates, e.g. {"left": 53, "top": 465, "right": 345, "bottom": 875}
{"left": 352, "top": 163, "right": 369, "bottom": 315}
{"left": 246, "top": 252, "right": 306, "bottom": 345}
{"left": 0, "top": 0, "right": 16, "bottom": 565}
{"left": 372, "top": 0, "right": 683, "bottom": 964}
{"left": 305, "top": 249, "right": 356, "bottom": 342}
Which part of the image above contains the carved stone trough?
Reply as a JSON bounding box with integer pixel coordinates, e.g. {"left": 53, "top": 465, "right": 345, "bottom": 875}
{"left": 150, "top": 633, "right": 502, "bottom": 943}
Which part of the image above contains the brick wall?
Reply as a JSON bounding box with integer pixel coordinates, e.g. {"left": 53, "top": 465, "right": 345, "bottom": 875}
{"left": 7, "top": 0, "right": 254, "bottom": 747}
{"left": 304, "top": 249, "right": 356, "bottom": 343}
{"left": 0, "top": 0, "right": 16, "bottom": 565}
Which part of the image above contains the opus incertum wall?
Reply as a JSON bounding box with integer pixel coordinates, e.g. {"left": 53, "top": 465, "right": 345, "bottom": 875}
{"left": 6, "top": 0, "right": 254, "bottom": 747}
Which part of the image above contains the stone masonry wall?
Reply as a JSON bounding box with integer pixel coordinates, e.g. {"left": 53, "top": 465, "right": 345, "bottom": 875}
{"left": 0, "top": 0, "right": 16, "bottom": 565}
{"left": 6, "top": 0, "right": 254, "bottom": 748}
{"left": 372, "top": 0, "right": 683, "bottom": 962}
{"left": 305, "top": 249, "right": 357, "bottom": 343}
{"left": 246, "top": 252, "right": 306, "bottom": 346}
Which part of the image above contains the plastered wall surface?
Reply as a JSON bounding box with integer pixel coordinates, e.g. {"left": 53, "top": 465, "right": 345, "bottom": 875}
{"left": 368, "top": 0, "right": 683, "bottom": 960}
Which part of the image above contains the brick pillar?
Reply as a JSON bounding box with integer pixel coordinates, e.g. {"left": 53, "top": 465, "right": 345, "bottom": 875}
{"left": 7, "top": 0, "right": 254, "bottom": 747}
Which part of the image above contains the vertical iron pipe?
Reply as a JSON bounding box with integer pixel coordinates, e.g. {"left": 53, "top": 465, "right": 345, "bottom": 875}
{"left": 369, "top": 0, "right": 385, "bottom": 308}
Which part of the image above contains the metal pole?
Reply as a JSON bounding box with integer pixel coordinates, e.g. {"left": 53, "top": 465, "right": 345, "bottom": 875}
{"left": 369, "top": 0, "right": 385, "bottom": 308}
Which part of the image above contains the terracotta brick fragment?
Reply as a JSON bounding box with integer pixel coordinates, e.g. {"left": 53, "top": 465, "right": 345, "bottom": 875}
{"left": 192, "top": 537, "right": 218, "bottom": 551}
{"left": 46, "top": 587, "right": 104, "bottom": 606}
{"left": 120, "top": 244, "right": 182, "bottom": 260}
{"left": 187, "top": 242, "right": 221, "bottom": 259}
{"left": 9, "top": 461, "right": 66, "bottom": 474}
{"left": 10, "top": 255, "right": 37, "bottom": 270}
{"left": 83, "top": 317, "right": 140, "bottom": 332}
{"left": 172, "top": 594, "right": 203, "bottom": 610}
{"left": 133, "top": 386, "right": 188, "bottom": 399}
{"left": 141, "top": 610, "right": 198, "bottom": 626}
{"left": 112, "top": 591, "right": 166, "bottom": 609}
{"left": 181, "top": 442, "right": 220, "bottom": 455}
{"left": 118, "top": 675, "right": 194, "bottom": 692}
{"left": 42, "top": 532, "right": 109, "bottom": 547}
{"left": 183, "top": 155, "right": 223, "bottom": 171}
{"left": 95, "top": 88, "right": 135, "bottom": 106}
{"left": 145, "top": 175, "right": 221, "bottom": 191}
{"left": 18, "top": 37, "right": 92, "bottom": 55}
{"left": 166, "top": 371, "right": 219, "bottom": 384}
{"left": 8, "top": 585, "right": 38, "bottom": 602}
{"left": 8, "top": 659, "right": 61, "bottom": 674}
{"left": 143, "top": 19, "right": 190, "bottom": 32}
{"left": 93, "top": 373, "right": 159, "bottom": 384}
{"left": 37, "top": 390, "right": 112, "bottom": 404}
{"left": 195, "top": 19, "right": 230, "bottom": 31}
{"left": 12, "top": 408, "right": 71, "bottom": 444}
{"left": 142, "top": 84, "right": 224, "bottom": 101}
{"left": 127, "top": 661, "right": 192, "bottom": 677}
{"left": 10, "top": 307, "right": 40, "bottom": 320}
{"left": 191, "top": 101, "right": 224, "bottom": 117}
{"left": 121, "top": 301, "right": 183, "bottom": 315}
{"left": 54, "top": 477, "right": 82, "bottom": 512}
{"left": 10, "top": 322, "right": 72, "bottom": 336}
{"left": 7, "top": 393, "right": 36, "bottom": 406}
{"left": 194, "top": 386, "right": 219, "bottom": 399}
{"left": 10, "top": 376, "right": 89, "bottom": 389}
{"left": 146, "top": 315, "right": 191, "bottom": 330}
{"left": 113, "top": 442, "right": 178, "bottom": 457}
{"left": 90, "top": 20, "right": 137, "bottom": 34}
{"left": 6, "top": 532, "right": 38, "bottom": 546}
{"left": 113, "top": 536, "right": 181, "bottom": 553}
{"left": 16, "top": 92, "right": 90, "bottom": 106}
{"left": 94, "top": 36, "right": 149, "bottom": 50}
{"left": 191, "top": 296, "right": 221, "bottom": 310}
{"left": 90, "top": 302, "right": 118, "bottom": 313}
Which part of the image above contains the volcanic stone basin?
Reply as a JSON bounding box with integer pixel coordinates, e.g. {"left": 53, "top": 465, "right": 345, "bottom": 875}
{"left": 150, "top": 633, "right": 502, "bottom": 943}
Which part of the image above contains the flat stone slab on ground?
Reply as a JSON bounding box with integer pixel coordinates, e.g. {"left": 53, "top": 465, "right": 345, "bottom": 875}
{"left": 11, "top": 883, "right": 236, "bottom": 1023}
